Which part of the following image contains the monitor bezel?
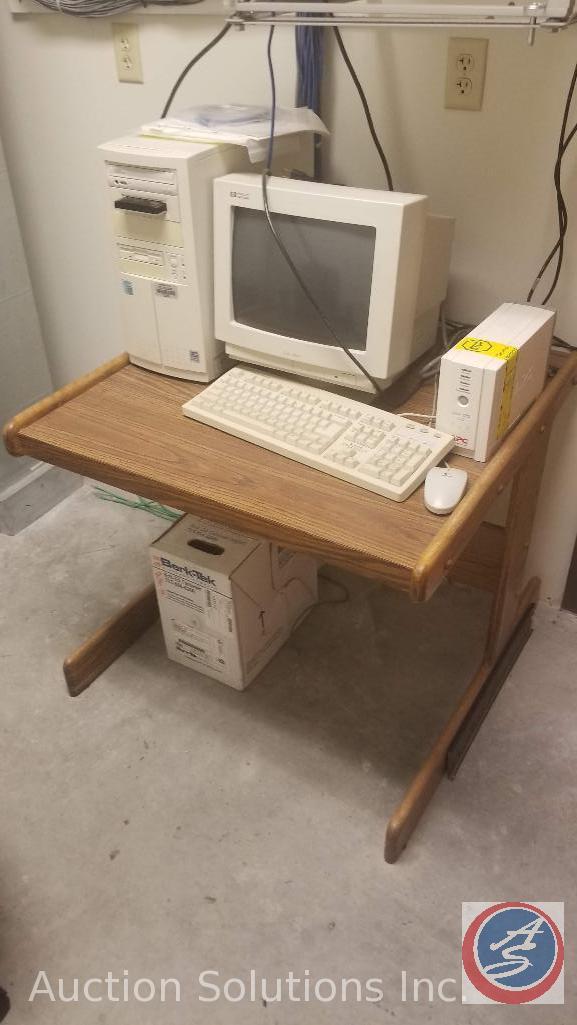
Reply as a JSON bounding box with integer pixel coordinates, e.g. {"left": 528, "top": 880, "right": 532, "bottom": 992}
{"left": 214, "top": 174, "right": 428, "bottom": 390}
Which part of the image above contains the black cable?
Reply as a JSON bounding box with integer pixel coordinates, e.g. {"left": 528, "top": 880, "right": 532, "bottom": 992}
{"left": 530, "top": 117, "right": 577, "bottom": 304}
{"left": 160, "top": 22, "right": 232, "bottom": 119}
{"left": 262, "top": 27, "right": 383, "bottom": 395}
{"left": 526, "top": 118, "right": 577, "bottom": 303}
{"left": 332, "top": 27, "right": 394, "bottom": 191}
{"left": 537, "top": 135, "right": 569, "bottom": 305}
{"left": 527, "top": 60, "right": 577, "bottom": 305}
{"left": 265, "top": 25, "right": 277, "bottom": 172}
{"left": 260, "top": 27, "right": 384, "bottom": 396}
{"left": 562, "top": 119, "right": 577, "bottom": 156}
{"left": 540, "top": 65, "right": 577, "bottom": 304}
{"left": 553, "top": 334, "right": 576, "bottom": 349}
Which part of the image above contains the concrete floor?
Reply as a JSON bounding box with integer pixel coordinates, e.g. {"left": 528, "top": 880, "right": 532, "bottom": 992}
{"left": 1, "top": 482, "right": 575, "bottom": 1024}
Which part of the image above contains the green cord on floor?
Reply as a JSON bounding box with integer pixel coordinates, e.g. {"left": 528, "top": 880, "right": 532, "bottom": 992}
{"left": 93, "top": 486, "right": 180, "bottom": 522}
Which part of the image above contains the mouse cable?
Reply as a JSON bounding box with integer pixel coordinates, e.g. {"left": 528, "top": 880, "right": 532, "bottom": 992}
{"left": 261, "top": 26, "right": 384, "bottom": 397}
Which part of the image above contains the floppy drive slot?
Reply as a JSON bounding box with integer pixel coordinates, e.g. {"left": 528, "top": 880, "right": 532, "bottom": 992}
{"left": 114, "top": 197, "right": 167, "bottom": 216}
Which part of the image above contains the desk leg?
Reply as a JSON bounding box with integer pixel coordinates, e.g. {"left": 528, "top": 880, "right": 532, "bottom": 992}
{"left": 63, "top": 585, "right": 158, "bottom": 697}
{"left": 384, "top": 435, "right": 549, "bottom": 864}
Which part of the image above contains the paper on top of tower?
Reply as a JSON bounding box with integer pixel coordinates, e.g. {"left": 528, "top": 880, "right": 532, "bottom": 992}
{"left": 140, "top": 104, "right": 328, "bottom": 162}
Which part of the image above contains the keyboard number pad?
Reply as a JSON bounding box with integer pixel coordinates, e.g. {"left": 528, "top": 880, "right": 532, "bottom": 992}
{"left": 327, "top": 428, "right": 432, "bottom": 489}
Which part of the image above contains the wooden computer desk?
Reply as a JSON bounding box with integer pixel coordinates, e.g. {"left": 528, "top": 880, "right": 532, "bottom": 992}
{"left": 5, "top": 350, "right": 577, "bottom": 862}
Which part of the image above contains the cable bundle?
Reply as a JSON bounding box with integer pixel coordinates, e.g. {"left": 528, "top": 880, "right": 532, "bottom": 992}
{"left": 31, "top": 0, "right": 140, "bottom": 13}
{"left": 295, "top": 21, "right": 323, "bottom": 115}
{"left": 31, "top": 0, "right": 203, "bottom": 15}
{"left": 295, "top": 20, "right": 323, "bottom": 178}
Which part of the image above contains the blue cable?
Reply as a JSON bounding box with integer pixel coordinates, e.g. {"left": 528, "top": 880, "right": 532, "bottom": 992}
{"left": 295, "top": 20, "right": 324, "bottom": 178}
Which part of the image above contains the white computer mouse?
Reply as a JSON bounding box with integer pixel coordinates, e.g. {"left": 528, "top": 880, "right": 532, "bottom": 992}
{"left": 424, "top": 467, "right": 468, "bottom": 515}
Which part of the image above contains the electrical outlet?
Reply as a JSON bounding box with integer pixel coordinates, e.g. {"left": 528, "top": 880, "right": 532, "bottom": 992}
{"left": 445, "top": 37, "right": 488, "bottom": 111}
{"left": 112, "top": 23, "right": 143, "bottom": 84}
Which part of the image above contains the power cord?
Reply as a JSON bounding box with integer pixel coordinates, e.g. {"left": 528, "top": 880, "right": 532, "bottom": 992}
{"left": 419, "top": 311, "right": 471, "bottom": 382}
{"left": 261, "top": 26, "right": 384, "bottom": 397}
{"left": 553, "top": 334, "right": 576, "bottom": 351}
{"left": 289, "top": 572, "right": 350, "bottom": 636}
{"left": 161, "top": 22, "right": 232, "bottom": 119}
{"left": 332, "top": 27, "right": 394, "bottom": 191}
{"left": 402, "top": 309, "right": 471, "bottom": 425}
{"left": 527, "top": 59, "right": 577, "bottom": 306}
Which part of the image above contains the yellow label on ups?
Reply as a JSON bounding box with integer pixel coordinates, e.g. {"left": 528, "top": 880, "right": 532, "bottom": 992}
{"left": 455, "top": 337, "right": 519, "bottom": 439}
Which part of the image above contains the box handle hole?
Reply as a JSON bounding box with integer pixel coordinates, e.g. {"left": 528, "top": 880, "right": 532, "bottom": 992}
{"left": 187, "top": 539, "right": 225, "bottom": 556}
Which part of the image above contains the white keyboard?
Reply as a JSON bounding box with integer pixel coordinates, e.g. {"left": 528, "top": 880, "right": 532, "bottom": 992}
{"left": 182, "top": 367, "right": 454, "bottom": 502}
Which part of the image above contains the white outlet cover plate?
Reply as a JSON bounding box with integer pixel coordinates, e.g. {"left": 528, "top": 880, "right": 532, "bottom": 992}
{"left": 112, "top": 22, "right": 143, "bottom": 83}
{"left": 445, "top": 36, "right": 489, "bottom": 112}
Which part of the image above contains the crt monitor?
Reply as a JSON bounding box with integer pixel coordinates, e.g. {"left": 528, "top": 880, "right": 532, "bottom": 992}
{"left": 213, "top": 174, "right": 454, "bottom": 393}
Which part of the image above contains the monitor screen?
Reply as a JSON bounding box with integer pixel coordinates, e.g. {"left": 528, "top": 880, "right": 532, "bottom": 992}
{"left": 231, "top": 208, "right": 375, "bottom": 351}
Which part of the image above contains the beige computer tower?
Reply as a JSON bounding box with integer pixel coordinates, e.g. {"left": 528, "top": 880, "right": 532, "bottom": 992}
{"left": 99, "top": 133, "right": 311, "bottom": 381}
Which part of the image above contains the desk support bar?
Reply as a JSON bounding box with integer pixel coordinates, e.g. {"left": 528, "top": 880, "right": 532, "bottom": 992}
{"left": 383, "top": 393, "right": 559, "bottom": 861}
{"left": 446, "top": 602, "right": 535, "bottom": 779}
{"left": 63, "top": 584, "right": 158, "bottom": 697}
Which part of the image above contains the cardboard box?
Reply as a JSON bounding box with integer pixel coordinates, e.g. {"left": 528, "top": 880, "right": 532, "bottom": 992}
{"left": 150, "top": 514, "right": 317, "bottom": 689}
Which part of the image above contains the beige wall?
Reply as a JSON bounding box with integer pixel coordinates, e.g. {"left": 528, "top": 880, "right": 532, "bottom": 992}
{"left": 0, "top": 131, "right": 53, "bottom": 488}
{"left": 0, "top": 9, "right": 575, "bottom": 602}
{"left": 0, "top": 11, "right": 297, "bottom": 384}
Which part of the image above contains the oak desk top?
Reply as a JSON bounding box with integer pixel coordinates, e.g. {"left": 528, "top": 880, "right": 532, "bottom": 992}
{"left": 6, "top": 352, "right": 577, "bottom": 601}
